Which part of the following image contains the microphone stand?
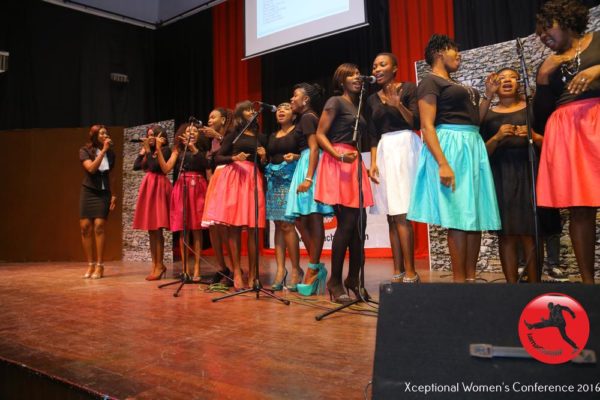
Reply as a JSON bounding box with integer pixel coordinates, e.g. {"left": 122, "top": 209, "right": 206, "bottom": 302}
{"left": 316, "top": 79, "right": 378, "bottom": 321}
{"left": 212, "top": 106, "right": 290, "bottom": 305}
{"left": 515, "top": 37, "right": 543, "bottom": 283}
{"left": 159, "top": 124, "right": 200, "bottom": 297}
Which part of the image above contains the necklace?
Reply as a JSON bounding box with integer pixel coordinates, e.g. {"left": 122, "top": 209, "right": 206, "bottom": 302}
{"left": 432, "top": 72, "right": 478, "bottom": 107}
{"left": 560, "top": 39, "right": 581, "bottom": 83}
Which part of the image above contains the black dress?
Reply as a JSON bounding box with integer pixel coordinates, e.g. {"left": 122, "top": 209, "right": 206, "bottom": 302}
{"left": 79, "top": 147, "right": 115, "bottom": 219}
{"left": 480, "top": 108, "right": 560, "bottom": 235}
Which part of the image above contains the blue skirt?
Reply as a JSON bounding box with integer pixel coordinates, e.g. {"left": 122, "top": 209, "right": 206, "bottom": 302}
{"left": 407, "top": 124, "right": 501, "bottom": 231}
{"left": 285, "top": 148, "right": 334, "bottom": 218}
{"left": 265, "top": 161, "right": 297, "bottom": 222}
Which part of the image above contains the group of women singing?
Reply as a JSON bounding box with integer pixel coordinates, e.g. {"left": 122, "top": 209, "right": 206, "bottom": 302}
{"left": 78, "top": 0, "right": 598, "bottom": 294}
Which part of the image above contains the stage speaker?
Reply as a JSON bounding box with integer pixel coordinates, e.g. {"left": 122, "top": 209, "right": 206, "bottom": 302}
{"left": 372, "top": 283, "right": 599, "bottom": 399}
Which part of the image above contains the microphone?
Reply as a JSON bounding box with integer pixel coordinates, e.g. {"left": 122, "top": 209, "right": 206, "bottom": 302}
{"left": 255, "top": 101, "right": 277, "bottom": 112}
{"left": 188, "top": 116, "right": 203, "bottom": 127}
{"left": 359, "top": 75, "right": 376, "bottom": 84}
{"left": 516, "top": 37, "right": 524, "bottom": 56}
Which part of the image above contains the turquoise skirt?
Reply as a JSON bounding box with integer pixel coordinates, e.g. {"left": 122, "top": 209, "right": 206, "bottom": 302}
{"left": 285, "top": 148, "right": 334, "bottom": 218}
{"left": 407, "top": 124, "right": 501, "bottom": 231}
{"left": 265, "top": 161, "right": 297, "bottom": 222}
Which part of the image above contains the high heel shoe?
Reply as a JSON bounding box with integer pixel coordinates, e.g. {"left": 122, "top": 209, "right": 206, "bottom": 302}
{"left": 83, "top": 263, "right": 95, "bottom": 279}
{"left": 91, "top": 263, "right": 104, "bottom": 279}
{"left": 211, "top": 266, "right": 231, "bottom": 284}
{"left": 287, "top": 267, "right": 305, "bottom": 292}
{"left": 270, "top": 269, "right": 288, "bottom": 291}
{"left": 297, "top": 263, "right": 327, "bottom": 296}
{"left": 402, "top": 272, "right": 420, "bottom": 283}
{"left": 327, "top": 282, "right": 353, "bottom": 304}
{"left": 343, "top": 277, "right": 370, "bottom": 300}
{"left": 391, "top": 272, "right": 405, "bottom": 283}
{"left": 146, "top": 267, "right": 167, "bottom": 281}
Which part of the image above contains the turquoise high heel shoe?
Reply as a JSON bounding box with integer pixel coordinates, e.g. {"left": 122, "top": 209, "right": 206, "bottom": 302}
{"left": 297, "top": 263, "right": 327, "bottom": 296}
{"left": 287, "top": 267, "right": 305, "bottom": 292}
{"left": 270, "top": 269, "right": 288, "bottom": 291}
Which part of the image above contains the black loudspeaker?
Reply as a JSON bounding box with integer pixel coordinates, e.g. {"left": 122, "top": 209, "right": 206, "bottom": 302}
{"left": 372, "top": 284, "right": 600, "bottom": 399}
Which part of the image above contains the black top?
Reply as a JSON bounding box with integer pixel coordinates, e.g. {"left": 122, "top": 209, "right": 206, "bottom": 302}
{"left": 175, "top": 149, "right": 209, "bottom": 173}
{"left": 417, "top": 73, "right": 481, "bottom": 126}
{"left": 133, "top": 147, "right": 172, "bottom": 173}
{"left": 267, "top": 129, "right": 302, "bottom": 164}
{"left": 214, "top": 131, "right": 268, "bottom": 164}
{"left": 294, "top": 111, "right": 319, "bottom": 151}
{"left": 79, "top": 147, "right": 115, "bottom": 191}
{"left": 533, "top": 31, "right": 600, "bottom": 132}
{"left": 480, "top": 108, "right": 532, "bottom": 165}
{"left": 367, "top": 82, "right": 418, "bottom": 147}
{"left": 323, "top": 96, "right": 366, "bottom": 144}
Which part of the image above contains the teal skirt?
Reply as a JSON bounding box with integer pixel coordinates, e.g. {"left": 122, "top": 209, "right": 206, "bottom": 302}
{"left": 285, "top": 148, "right": 334, "bottom": 218}
{"left": 407, "top": 124, "right": 501, "bottom": 231}
{"left": 265, "top": 161, "right": 297, "bottom": 222}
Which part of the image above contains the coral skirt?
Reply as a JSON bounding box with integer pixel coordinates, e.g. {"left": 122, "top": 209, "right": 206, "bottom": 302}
{"left": 201, "top": 165, "right": 225, "bottom": 227}
{"left": 202, "top": 161, "right": 266, "bottom": 228}
{"left": 170, "top": 172, "right": 207, "bottom": 232}
{"left": 133, "top": 172, "right": 172, "bottom": 230}
{"left": 537, "top": 97, "right": 600, "bottom": 208}
{"left": 314, "top": 143, "right": 374, "bottom": 208}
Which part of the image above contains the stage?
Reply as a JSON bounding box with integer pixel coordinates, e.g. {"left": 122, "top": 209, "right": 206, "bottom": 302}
{"left": 0, "top": 256, "right": 439, "bottom": 399}
{"left": 0, "top": 257, "right": 591, "bottom": 399}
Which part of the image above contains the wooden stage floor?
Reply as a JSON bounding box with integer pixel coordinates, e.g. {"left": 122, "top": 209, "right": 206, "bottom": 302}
{"left": 0, "top": 256, "right": 497, "bottom": 399}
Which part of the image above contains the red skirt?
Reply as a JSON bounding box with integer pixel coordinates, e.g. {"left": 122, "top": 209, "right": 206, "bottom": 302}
{"left": 170, "top": 172, "right": 207, "bottom": 231}
{"left": 202, "top": 161, "right": 266, "bottom": 228}
{"left": 133, "top": 172, "right": 172, "bottom": 230}
{"left": 537, "top": 97, "right": 600, "bottom": 207}
{"left": 201, "top": 165, "right": 225, "bottom": 227}
{"left": 315, "top": 143, "right": 374, "bottom": 208}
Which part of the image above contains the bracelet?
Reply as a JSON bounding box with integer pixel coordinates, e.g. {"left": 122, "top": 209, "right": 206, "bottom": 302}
{"left": 305, "top": 177, "right": 313, "bottom": 182}
{"left": 340, "top": 154, "right": 344, "bottom": 162}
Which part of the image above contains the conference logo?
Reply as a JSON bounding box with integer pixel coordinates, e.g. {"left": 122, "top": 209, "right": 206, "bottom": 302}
{"left": 518, "top": 293, "right": 589, "bottom": 364}
{"left": 323, "top": 216, "right": 337, "bottom": 230}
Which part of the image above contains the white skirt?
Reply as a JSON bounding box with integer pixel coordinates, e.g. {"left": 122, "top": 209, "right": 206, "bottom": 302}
{"left": 371, "top": 130, "right": 422, "bottom": 216}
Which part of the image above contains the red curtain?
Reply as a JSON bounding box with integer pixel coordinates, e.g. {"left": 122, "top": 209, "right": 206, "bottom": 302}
{"left": 389, "top": 0, "right": 455, "bottom": 82}
{"left": 212, "top": 0, "right": 262, "bottom": 109}
{"left": 389, "top": 0, "right": 455, "bottom": 259}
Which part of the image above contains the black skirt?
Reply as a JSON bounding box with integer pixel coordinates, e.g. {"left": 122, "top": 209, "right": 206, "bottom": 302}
{"left": 79, "top": 185, "right": 111, "bottom": 219}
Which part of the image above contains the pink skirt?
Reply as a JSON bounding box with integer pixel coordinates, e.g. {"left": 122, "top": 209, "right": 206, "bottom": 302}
{"left": 201, "top": 165, "right": 225, "bottom": 227}
{"left": 202, "top": 161, "right": 266, "bottom": 228}
{"left": 315, "top": 143, "right": 374, "bottom": 208}
{"left": 170, "top": 172, "right": 207, "bottom": 231}
{"left": 133, "top": 172, "right": 172, "bottom": 230}
{"left": 537, "top": 97, "right": 600, "bottom": 207}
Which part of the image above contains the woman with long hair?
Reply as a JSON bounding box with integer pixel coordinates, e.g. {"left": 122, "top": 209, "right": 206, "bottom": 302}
{"left": 79, "top": 125, "right": 117, "bottom": 279}
{"left": 203, "top": 100, "right": 268, "bottom": 290}
{"left": 407, "top": 34, "right": 501, "bottom": 282}
{"left": 314, "top": 63, "right": 375, "bottom": 303}
{"left": 285, "top": 82, "right": 333, "bottom": 296}
{"left": 534, "top": 0, "right": 599, "bottom": 284}
{"left": 265, "top": 103, "right": 303, "bottom": 291}
{"left": 133, "top": 125, "right": 172, "bottom": 280}
{"left": 156, "top": 122, "right": 210, "bottom": 281}
{"left": 201, "top": 107, "right": 235, "bottom": 285}
{"left": 367, "top": 52, "right": 421, "bottom": 283}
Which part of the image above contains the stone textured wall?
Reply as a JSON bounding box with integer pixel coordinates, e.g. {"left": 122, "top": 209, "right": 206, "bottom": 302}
{"left": 122, "top": 120, "right": 175, "bottom": 262}
{"left": 416, "top": 6, "right": 600, "bottom": 278}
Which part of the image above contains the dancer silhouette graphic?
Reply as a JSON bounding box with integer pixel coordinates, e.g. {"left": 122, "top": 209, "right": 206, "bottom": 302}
{"left": 525, "top": 302, "right": 578, "bottom": 349}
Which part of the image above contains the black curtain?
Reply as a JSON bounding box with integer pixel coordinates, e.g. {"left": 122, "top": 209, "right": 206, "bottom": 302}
{"left": 454, "top": 0, "right": 600, "bottom": 51}
{"left": 154, "top": 11, "right": 214, "bottom": 129}
{"left": 0, "top": 0, "right": 155, "bottom": 130}
{"left": 260, "top": 0, "right": 390, "bottom": 139}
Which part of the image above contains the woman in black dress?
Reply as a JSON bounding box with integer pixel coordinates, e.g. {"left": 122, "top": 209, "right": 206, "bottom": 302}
{"left": 480, "top": 68, "right": 545, "bottom": 282}
{"left": 79, "top": 125, "right": 117, "bottom": 279}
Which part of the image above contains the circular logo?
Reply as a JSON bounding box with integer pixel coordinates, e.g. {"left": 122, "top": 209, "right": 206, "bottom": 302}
{"left": 323, "top": 216, "right": 337, "bottom": 231}
{"left": 519, "top": 293, "right": 589, "bottom": 364}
